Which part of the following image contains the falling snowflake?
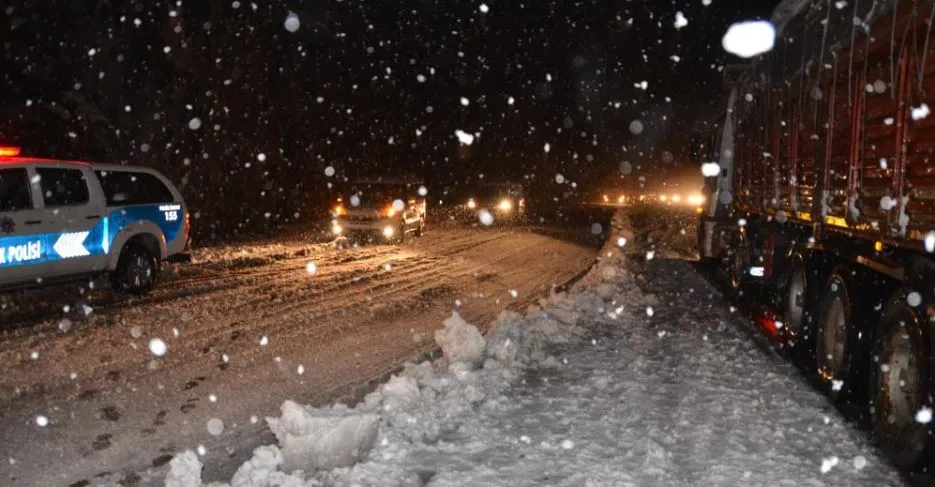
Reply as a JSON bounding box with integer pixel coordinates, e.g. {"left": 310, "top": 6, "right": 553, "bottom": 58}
{"left": 820, "top": 456, "right": 839, "bottom": 473}
{"left": 297, "top": 365, "right": 305, "bottom": 375}
{"left": 284, "top": 13, "right": 300, "bottom": 33}
{"left": 188, "top": 117, "right": 202, "bottom": 130}
{"left": 629, "top": 120, "right": 644, "bottom": 135}
{"left": 35, "top": 415, "right": 49, "bottom": 427}
{"left": 701, "top": 162, "right": 721, "bottom": 177}
{"left": 555, "top": 173, "right": 565, "bottom": 184}
{"left": 479, "top": 3, "right": 489, "bottom": 13}
{"left": 418, "top": 186, "right": 428, "bottom": 196}
{"left": 460, "top": 97, "right": 470, "bottom": 106}
{"left": 907, "top": 291, "right": 922, "bottom": 307}
{"left": 646, "top": 307, "right": 654, "bottom": 317}
{"left": 912, "top": 103, "right": 931, "bottom": 121}
{"left": 674, "top": 11, "right": 688, "bottom": 29}
{"left": 149, "top": 338, "right": 167, "bottom": 357}
{"left": 478, "top": 209, "right": 494, "bottom": 226}
{"left": 916, "top": 406, "right": 933, "bottom": 424}
{"left": 455, "top": 129, "right": 475, "bottom": 145}
{"left": 924, "top": 231, "right": 935, "bottom": 252}
{"left": 324, "top": 166, "right": 335, "bottom": 177}
{"left": 259, "top": 336, "right": 269, "bottom": 346}
{"left": 616, "top": 237, "right": 627, "bottom": 247}
{"left": 722, "top": 20, "right": 776, "bottom": 58}
{"left": 206, "top": 418, "right": 225, "bottom": 435}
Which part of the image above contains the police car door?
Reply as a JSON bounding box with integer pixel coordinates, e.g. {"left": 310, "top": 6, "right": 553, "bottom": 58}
{"left": 0, "top": 164, "right": 59, "bottom": 286}
{"left": 32, "top": 164, "right": 107, "bottom": 277}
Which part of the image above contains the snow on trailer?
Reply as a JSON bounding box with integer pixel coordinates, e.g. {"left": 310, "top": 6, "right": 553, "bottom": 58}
{"left": 700, "top": 0, "right": 935, "bottom": 472}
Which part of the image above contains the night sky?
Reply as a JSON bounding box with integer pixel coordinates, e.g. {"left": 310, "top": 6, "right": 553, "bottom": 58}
{"left": 1, "top": 0, "right": 780, "bottom": 236}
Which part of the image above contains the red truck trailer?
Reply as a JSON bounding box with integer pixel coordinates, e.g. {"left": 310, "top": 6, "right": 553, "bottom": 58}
{"left": 698, "top": 0, "right": 935, "bottom": 470}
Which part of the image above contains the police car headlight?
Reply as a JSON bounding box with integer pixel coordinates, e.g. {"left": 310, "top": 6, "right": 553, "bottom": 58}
{"left": 383, "top": 226, "right": 395, "bottom": 238}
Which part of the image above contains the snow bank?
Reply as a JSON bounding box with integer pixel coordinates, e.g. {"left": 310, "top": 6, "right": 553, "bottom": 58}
{"left": 266, "top": 400, "right": 380, "bottom": 472}
{"left": 166, "top": 451, "right": 205, "bottom": 487}
{"left": 433, "top": 311, "right": 485, "bottom": 367}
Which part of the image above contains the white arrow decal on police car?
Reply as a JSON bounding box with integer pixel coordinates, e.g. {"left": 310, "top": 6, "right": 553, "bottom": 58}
{"left": 53, "top": 232, "right": 91, "bottom": 258}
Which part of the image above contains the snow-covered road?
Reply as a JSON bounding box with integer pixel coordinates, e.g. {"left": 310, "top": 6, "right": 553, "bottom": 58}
{"left": 166, "top": 208, "right": 908, "bottom": 487}
{"left": 0, "top": 225, "right": 600, "bottom": 487}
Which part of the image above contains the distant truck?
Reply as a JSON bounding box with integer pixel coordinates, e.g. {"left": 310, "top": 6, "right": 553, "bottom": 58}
{"left": 697, "top": 0, "right": 935, "bottom": 470}
{"left": 331, "top": 178, "right": 426, "bottom": 243}
{"left": 460, "top": 182, "right": 526, "bottom": 225}
{"left": 0, "top": 146, "right": 190, "bottom": 295}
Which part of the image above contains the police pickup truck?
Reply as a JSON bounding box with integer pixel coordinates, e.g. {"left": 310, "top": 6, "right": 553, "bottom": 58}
{"left": 0, "top": 146, "right": 190, "bottom": 295}
{"left": 331, "top": 178, "right": 426, "bottom": 243}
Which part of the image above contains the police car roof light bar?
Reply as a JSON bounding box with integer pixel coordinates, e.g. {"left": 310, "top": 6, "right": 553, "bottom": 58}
{"left": 0, "top": 146, "right": 22, "bottom": 157}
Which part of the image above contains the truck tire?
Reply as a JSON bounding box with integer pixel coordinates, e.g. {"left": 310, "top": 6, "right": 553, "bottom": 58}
{"left": 781, "top": 255, "right": 811, "bottom": 353}
{"left": 415, "top": 217, "right": 425, "bottom": 237}
{"left": 111, "top": 242, "right": 159, "bottom": 296}
{"left": 397, "top": 220, "right": 408, "bottom": 244}
{"left": 728, "top": 231, "right": 750, "bottom": 295}
{"left": 815, "top": 269, "right": 856, "bottom": 401}
{"left": 869, "top": 292, "right": 932, "bottom": 469}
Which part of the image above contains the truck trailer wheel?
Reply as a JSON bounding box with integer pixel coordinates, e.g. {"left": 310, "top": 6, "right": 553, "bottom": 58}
{"left": 111, "top": 243, "right": 159, "bottom": 296}
{"left": 781, "top": 255, "right": 812, "bottom": 354}
{"left": 727, "top": 231, "right": 750, "bottom": 295}
{"left": 869, "top": 293, "right": 932, "bottom": 469}
{"left": 815, "top": 269, "right": 856, "bottom": 401}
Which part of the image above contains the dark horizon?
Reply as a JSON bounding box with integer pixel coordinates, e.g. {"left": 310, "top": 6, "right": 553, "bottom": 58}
{"left": 1, "top": 0, "right": 780, "bottom": 235}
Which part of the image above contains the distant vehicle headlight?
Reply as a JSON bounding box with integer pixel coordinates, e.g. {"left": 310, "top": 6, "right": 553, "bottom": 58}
{"left": 672, "top": 194, "right": 682, "bottom": 203}
{"left": 333, "top": 204, "right": 346, "bottom": 216}
{"left": 332, "top": 223, "right": 343, "bottom": 235}
{"left": 659, "top": 195, "right": 668, "bottom": 202}
{"left": 602, "top": 194, "right": 609, "bottom": 203}
{"left": 688, "top": 194, "right": 705, "bottom": 205}
{"left": 467, "top": 199, "right": 476, "bottom": 209}
{"left": 385, "top": 206, "right": 397, "bottom": 217}
{"left": 618, "top": 195, "right": 625, "bottom": 204}
{"left": 498, "top": 199, "right": 513, "bottom": 211}
{"left": 383, "top": 226, "right": 395, "bottom": 238}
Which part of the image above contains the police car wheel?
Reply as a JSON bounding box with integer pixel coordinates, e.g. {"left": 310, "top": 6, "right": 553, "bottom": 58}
{"left": 111, "top": 244, "right": 159, "bottom": 296}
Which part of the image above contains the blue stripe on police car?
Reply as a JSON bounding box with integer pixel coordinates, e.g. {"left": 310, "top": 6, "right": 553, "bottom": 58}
{"left": 0, "top": 204, "right": 183, "bottom": 269}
